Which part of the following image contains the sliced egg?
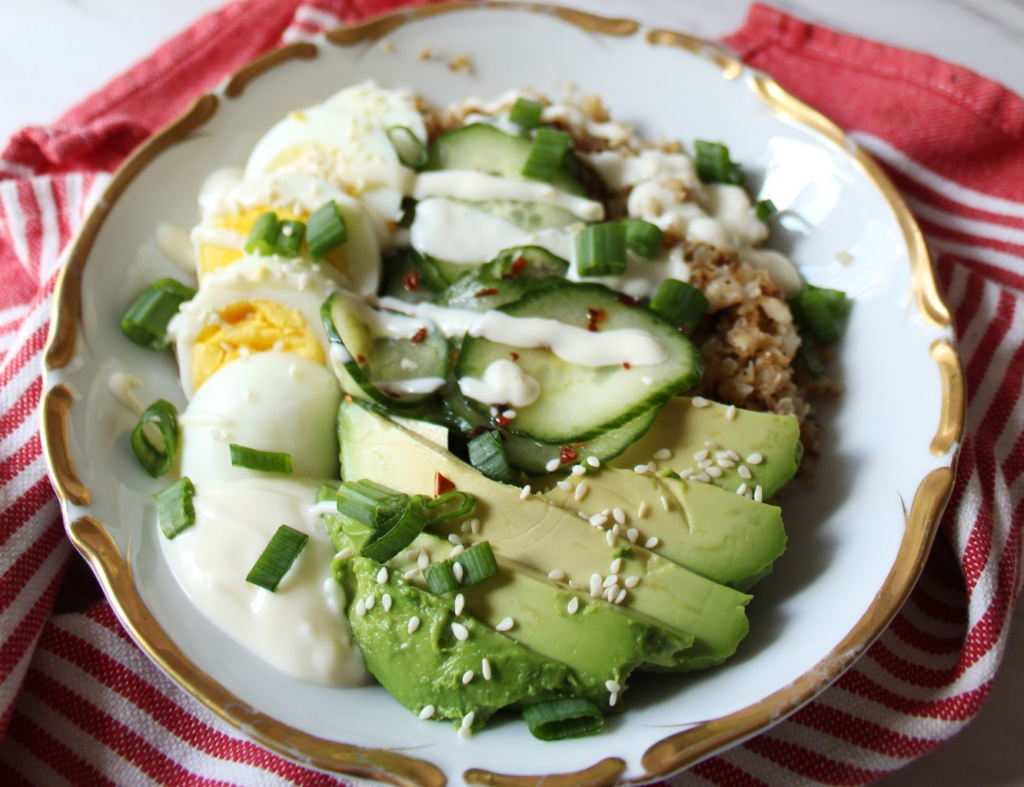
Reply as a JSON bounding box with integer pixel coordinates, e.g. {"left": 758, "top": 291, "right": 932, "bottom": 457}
{"left": 169, "top": 255, "right": 335, "bottom": 398}
{"left": 325, "top": 81, "right": 427, "bottom": 142}
{"left": 191, "top": 171, "right": 380, "bottom": 294}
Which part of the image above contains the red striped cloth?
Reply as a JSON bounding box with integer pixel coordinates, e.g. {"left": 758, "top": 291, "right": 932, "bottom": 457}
{"left": 0, "top": 2, "right": 1021, "bottom": 784}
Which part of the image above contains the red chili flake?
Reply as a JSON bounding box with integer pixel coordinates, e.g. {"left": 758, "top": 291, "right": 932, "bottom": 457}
{"left": 622, "top": 362, "right": 632, "bottom": 370}
{"left": 496, "top": 414, "right": 511, "bottom": 428}
{"left": 410, "top": 327, "right": 428, "bottom": 344}
{"left": 402, "top": 270, "right": 420, "bottom": 291}
{"left": 434, "top": 472, "right": 455, "bottom": 496}
{"left": 470, "top": 426, "right": 489, "bottom": 439}
{"left": 474, "top": 288, "right": 499, "bottom": 297}
{"left": 509, "top": 352, "right": 520, "bottom": 361}
{"left": 616, "top": 294, "right": 639, "bottom": 307}
{"left": 510, "top": 256, "right": 527, "bottom": 277}
{"left": 385, "top": 220, "right": 400, "bottom": 235}
{"left": 560, "top": 445, "right": 577, "bottom": 464}
{"left": 587, "top": 324, "right": 598, "bottom": 333}
{"left": 357, "top": 355, "right": 367, "bottom": 365}
{"left": 586, "top": 307, "right": 606, "bottom": 332}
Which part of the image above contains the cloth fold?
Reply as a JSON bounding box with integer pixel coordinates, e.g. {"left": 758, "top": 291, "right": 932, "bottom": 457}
{"left": 1, "top": 2, "right": 1021, "bottom": 784}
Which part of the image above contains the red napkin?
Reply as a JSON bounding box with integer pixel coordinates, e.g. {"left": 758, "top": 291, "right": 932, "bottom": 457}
{"left": 1, "top": 2, "right": 1021, "bottom": 784}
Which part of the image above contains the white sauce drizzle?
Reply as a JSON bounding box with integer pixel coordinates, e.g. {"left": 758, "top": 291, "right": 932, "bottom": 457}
{"left": 373, "top": 377, "right": 446, "bottom": 396}
{"left": 459, "top": 360, "right": 540, "bottom": 407}
{"left": 155, "top": 222, "right": 196, "bottom": 272}
{"left": 107, "top": 372, "right": 145, "bottom": 416}
{"left": 410, "top": 198, "right": 531, "bottom": 265}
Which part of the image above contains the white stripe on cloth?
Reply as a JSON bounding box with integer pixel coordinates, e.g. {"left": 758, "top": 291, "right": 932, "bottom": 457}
{"left": 907, "top": 194, "right": 1024, "bottom": 247}
{"left": 32, "top": 178, "right": 62, "bottom": 286}
{"left": 929, "top": 237, "right": 1024, "bottom": 285}
{"left": 706, "top": 742, "right": 841, "bottom": 787}
{"left": 0, "top": 159, "right": 36, "bottom": 180}
{"left": 0, "top": 181, "right": 30, "bottom": 273}
{"left": 0, "top": 302, "right": 29, "bottom": 327}
{"left": 814, "top": 684, "right": 972, "bottom": 743}
{"left": 871, "top": 625, "right": 972, "bottom": 672}
{"left": 283, "top": 4, "right": 344, "bottom": 43}
{"left": 0, "top": 465, "right": 62, "bottom": 572}
{"left": 757, "top": 716, "right": 915, "bottom": 774}
{"left": 896, "top": 596, "right": 968, "bottom": 640}
{"left": 0, "top": 533, "right": 69, "bottom": 652}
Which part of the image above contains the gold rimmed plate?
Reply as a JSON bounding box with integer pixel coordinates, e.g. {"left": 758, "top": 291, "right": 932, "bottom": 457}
{"left": 41, "top": 4, "right": 962, "bottom": 785}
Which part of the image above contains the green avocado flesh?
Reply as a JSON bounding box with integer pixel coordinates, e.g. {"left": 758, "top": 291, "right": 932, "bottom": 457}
{"left": 339, "top": 555, "right": 577, "bottom": 727}
{"left": 609, "top": 397, "right": 803, "bottom": 498}
{"left": 533, "top": 468, "right": 786, "bottom": 591}
{"left": 339, "top": 400, "right": 751, "bottom": 671}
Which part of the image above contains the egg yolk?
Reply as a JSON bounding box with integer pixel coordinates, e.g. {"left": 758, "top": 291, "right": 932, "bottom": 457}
{"left": 191, "top": 299, "right": 325, "bottom": 390}
{"left": 199, "top": 206, "right": 306, "bottom": 277}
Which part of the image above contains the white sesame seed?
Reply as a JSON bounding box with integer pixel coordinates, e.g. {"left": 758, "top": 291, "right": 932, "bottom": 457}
{"left": 627, "top": 527, "right": 639, "bottom": 543}
{"left": 382, "top": 593, "right": 392, "bottom": 612}
{"left": 611, "top": 523, "right": 621, "bottom": 537}
{"left": 589, "top": 513, "right": 608, "bottom": 528}
{"left": 624, "top": 575, "right": 640, "bottom": 588}
{"left": 697, "top": 459, "right": 712, "bottom": 470}
{"left": 377, "top": 567, "right": 389, "bottom": 585}
{"left": 453, "top": 562, "right": 464, "bottom": 583}
{"left": 574, "top": 482, "right": 589, "bottom": 502}
{"left": 614, "top": 588, "right": 627, "bottom": 604}
{"left": 602, "top": 574, "right": 618, "bottom": 588}
{"left": 557, "top": 479, "right": 573, "bottom": 492}
{"left": 355, "top": 599, "right": 366, "bottom": 617}
{"left": 495, "top": 617, "right": 514, "bottom": 632}
{"left": 692, "top": 396, "right": 710, "bottom": 408}
{"left": 365, "top": 595, "right": 375, "bottom": 610}
{"left": 336, "top": 547, "right": 354, "bottom": 560}
{"left": 604, "top": 585, "right": 619, "bottom": 602}
{"left": 641, "top": 375, "right": 654, "bottom": 385}
{"left": 654, "top": 448, "right": 672, "bottom": 460}
{"left": 610, "top": 557, "right": 623, "bottom": 574}
{"left": 462, "top": 711, "right": 475, "bottom": 729}
{"left": 647, "top": 460, "right": 658, "bottom": 472}
{"left": 458, "top": 726, "right": 471, "bottom": 740}
{"left": 706, "top": 466, "right": 723, "bottom": 478}
{"left": 503, "top": 409, "right": 516, "bottom": 419}
{"left": 419, "top": 704, "right": 435, "bottom": 720}
{"left": 747, "top": 453, "right": 763, "bottom": 465}
{"left": 452, "top": 622, "right": 469, "bottom": 641}
{"left": 693, "top": 449, "right": 709, "bottom": 462}
{"left": 482, "top": 658, "right": 492, "bottom": 680}
{"left": 755, "top": 485, "right": 764, "bottom": 502}
{"left": 606, "top": 530, "right": 616, "bottom": 547}
{"left": 450, "top": 544, "right": 465, "bottom": 557}
{"left": 704, "top": 441, "right": 719, "bottom": 448}
{"left": 645, "top": 536, "right": 660, "bottom": 549}
{"left": 571, "top": 464, "right": 587, "bottom": 476}
{"left": 605, "top": 679, "right": 621, "bottom": 693}
{"left": 586, "top": 456, "right": 600, "bottom": 468}
{"left": 470, "top": 518, "right": 481, "bottom": 534}
{"left": 636, "top": 502, "right": 648, "bottom": 519}
{"left": 578, "top": 511, "right": 590, "bottom": 521}
{"left": 726, "top": 405, "right": 737, "bottom": 420}
{"left": 462, "top": 670, "right": 474, "bottom": 684}
{"left": 744, "top": 488, "right": 754, "bottom": 499}
{"left": 612, "top": 508, "right": 626, "bottom": 525}
{"left": 633, "top": 464, "right": 650, "bottom": 475}
{"left": 736, "top": 483, "right": 748, "bottom": 496}
{"left": 717, "top": 458, "right": 736, "bottom": 468}
{"left": 548, "top": 569, "right": 566, "bottom": 581}
{"left": 460, "top": 521, "right": 471, "bottom": 533}
{"left": 738, "top": 465, "right": 752, "bottom": 480}
{"left": 590, "top": 575, "right": 602, "bottom": 597}
{"left": 448, "top": 534, "right": 462, "bottom": 546}
{"left": 609, "top": 690, "right": 619, "bottom": 707}
{"left": 545, "top": 458, "right": 561, "bottom": 473}
{"left": 418, "top": 552, "right": 430, "bottom": 570}
{"left": 568, "top": 580, "right": 582, "bottom": 589}
{"left": 695, "top": 472, "right": 710, "bottom": 483}
{"left": 567, "top": 597, "right": 579, "bottom": 614}
{"left": 660, "top": 495, "right": 671, "bottom": 511}
{"left": 679, "top": 467, "right": 694, "bottom": 479}
{"left": 520, "top": 485, "right": 532, "bottom": 500}
{"left": 727, "top": 450, "right": 740, "bottom": 462}
{"left": 454, "top": 593, "right": 465, "bottom": 616}
{"left": 403, "top": 568, "right": 421, "bottom": 580}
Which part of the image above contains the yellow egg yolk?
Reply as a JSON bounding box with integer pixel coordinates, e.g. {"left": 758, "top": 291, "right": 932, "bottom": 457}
{"left": 199, "top": 206, "right": 306, "bottom": 277}
{"left": 190, "top": 299, "right": 325, "bottom": 390}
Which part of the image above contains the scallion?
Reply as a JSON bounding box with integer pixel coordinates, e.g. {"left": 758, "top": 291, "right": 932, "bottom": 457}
{"left": 467, "top": 431, "right": 519, "bottom": 485}
{"left": 131, "top": 399, "right": 178, "bottom": 478}
{"left": 307, "top": 201, "right": 348, "bottom": 259}
{"left": 275, "top": 220, "right": 306, "bottom": 257}
{"left": 413, "top": 490, "right": 477, "bottom": 523}
{"left": 693, "top": 140, "right": 745, "bottom": 186}
{"left": 509, "top": 98, "right": 543, "bottom": 129}
{"left": 452, "top": 542, "right": 498, "bottom": 586}
{"left": 522, "top": 127, "right": 572, "bottom": 183}
{"left": 336, "top": 479, "right": 407, "bottom": 525}
{"left": 789, "top": 284, "right": 846, "bottom": 345}
{"left": 387, "top": 126, "right": 429, "bottom": 170}
{"left": 424, "top": 560, "right": 459, "bottom": 594}
{"left": 121, "top": 278, "right": 196, "bottom": 350}
{"left": 649, "top": 279, "right": 709, "bottom": 333}
{"left": 575, "top": 223, "right": 627, "bottom": 277}
{"left": 522, "top": 698, "right": 605, "bottom": 741}
{"left": 620, "top": 218, "right": 664, "bottom": 259}
{"left": 155, "top": 477, "right": 195, "bottom": 540}
{"left": 361, "top": 501, "right": 428, "bottom": 563}
{"left": 229, "top": 444, "right": 293, "bottom": 474}
{"left": 755, "top": 198, "right": 778, "bottom": 222}
{"left": 246, "top": 524, "right": 309, "bottom": 591}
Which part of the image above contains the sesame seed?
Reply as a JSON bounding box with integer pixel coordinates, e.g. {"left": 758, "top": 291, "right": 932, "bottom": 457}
{"left": 610, "top": 557, "right": 623, "bottom": 574}
{"left": 726, "top": 405, "right": 737, "bottom": 420}
{"left": 698, "top": 459, "right": 713, "bottom": 470}
{"left": 602, "top": 574, "right": 619, "bottom": 588}
{"left": 693, "top": 449, "right": 709, "bottom": 462}
{"left": 679, "top": 468, "right": 694, "bottom": 479}
{"left": 419, "top": 705, "right": 435, "bottom": 720}
{"left": 647, "top": 460, "right": 658, "bottom": 472}
{"left": 614, "top": 588, "right": 626, "bottom": 604}
{"left": 403, "top": 568, "right": 420, "bottom": 580}
{"left": 605, "top": 680, "right": 621, "bottom": 693}
{"left": 578, "top": 511, "right": 590, "bottom": 521}
{"left": 612, "top": 508, "right": 626, "bottom": 525}
{"left": 747, "top": 453, "right": 763, "bottom": 465}
{"left": 574, "top": 483, "right": 589, "bottom": 502}
{"left": 365, "top": 595, "right": 375, "bottom": 610}
{"left": 568, "top": 580, "right": 582, "bottom": 589}
{"left": 520, "top": 485, "right": 532, "bottom": 500}
{"left": 458, "top": 726, "right": 471, "bottom": 740}
{"left": 336, "top": 547, "right": 354, "bottom": 560}
{"left": 571, "top": 464, "right": 587, "bottom": 476}
{"left": 589, "top": 513, "right": 608, "bottom": 528}
{"left": 460, "top": 521, "right": 470, "bottom": 533}
{"left": 641, "top": 375, "right": 654, "bottom": 385}
{"left": 567, "top": 597, "right": 580, "bottom": 614}
{"left": 450, "top": 544, "right": 465, "bottom": 557}
{"left": 692, "top": 396, "right": 710, "bottom": 408}
{"left": 462, "top": 711, "right": 475, "bottom": 729}
{"left": 636, "top": 502, "right": 648, "bottom": 519}
{"left": 482, "top": 658, "right": 492, "bottom": 680}
{"left": 557, "top": 479, "right": 573, "bottom": 492}
{"left": 755, "top": 485, "right": 764, "bottom": 502}
{"left": 448, "top": 534, "right": 462, "bottom": 546}
{"left": 633, "top": 464, "right": 650, "bottom": 475}
{"left": 586, "top": 456, "right": 600, "bottom": 468}
{"left": 470, "top": 518, "right": 481, "bottom": 534}
{"left": 606, "top": 530, "right": 616, "bottom": 547}
{"left": 545, "top": 458, "right": 561, "bottom": 473}
{"left": 717, "top": 458, "right": 736, "bottom": 468}
{"left": 355, "top": 599, "right": 366, "bottom": 617}
{"left": 627, "top": 527, "right": 639, "bottom": 543}
{"left": 453, "top": 562, "right": 464, "bottom": 583}
{"left": 382, "top": 594, "right": 392, "bottom": 612}
{"left": 611, "top": 524, "right": 621, "bottom": 537}
{"left": 609, "top": 690, "right": 619, "bottom": 707}
{"left": 736, "top": 483, "right": 748, "bottom": 496}
{"left": 548, "top": 569, "right": 566, "bottom": 581}
{"left": 452, "top": 622, "right": 469, "bottom": 641}
{"left": 696, "top": 472, "right": 711, "bottom": 483}
{"left": 376, "top": 567, "right": 389, "bottom": 585}
{"left": 660, "top": 495, "right": 671, "bottom": 511}
{"left": 654, "top": 448, "right": 672, "bottom": 460}
{"left": 503, "top": 409, "right": 516, "bottom": 419}
{"left": 604, "top": 585, "right": 619, "bottom": 602}
{"left": 645, "top": 536, "right": 660, "bottom": 549}
{"left": 727, "top": 450, "right": 740, "bottom": 462}
{"left": 738, "top": 465, "right": 752, "bottom": 480}
{"left": 454, "top": 593, "right": 465, "bottom": 616}
{"left": 704, "top": 441, "right": 719, "bottom": 448}
{"left": 624, "top": 575, "right": 640, "bottom": 588}
{"left": 418, "top": 552, "right": 430, "bottom": 570}
{"left": 706, "top": 466, "right": 723, "bottom": 478}
{"left": 495, "top": 617, "right": 514, "bottom": 632}
{"left": 462, "top": 670, "right": 474, "bottom": 684}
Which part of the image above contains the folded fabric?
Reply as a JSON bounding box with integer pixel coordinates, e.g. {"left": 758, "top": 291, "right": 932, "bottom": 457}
{"left": 0, "top": 2, "right": 1021, "bottom": 785}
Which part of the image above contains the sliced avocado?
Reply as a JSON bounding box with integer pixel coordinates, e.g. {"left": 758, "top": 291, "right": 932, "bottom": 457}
{"left": 339, "top": 400, "right": 751, "bottom": 671}
{"left": 609, "top": 397, "right": 803, "bottom": 498}
{"left": 533, "top": 468, "right": 786, "bottom": 591}
{"left": 339, "top": 555, "right": 577, "bottom": 728}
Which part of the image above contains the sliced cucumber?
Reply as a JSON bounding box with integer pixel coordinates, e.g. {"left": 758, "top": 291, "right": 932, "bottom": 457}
{"left": 455, "top": 282, "right": 703, "bottom": 443}
{"left": 481, "top": 246, "right": 569, "bottom": 280}
{"left": 322, "top": 290, "right": 449, "bottom": 407}
{"left": 427, "top": 123, "right": 585, "bottom": 196}
{"left": 379, "top": 248, "right": 439, "bottom": 305}
{"left": 459, "top": 199, "right": 581, "bottom": 234}
{"left": 436, "top": 272, "right": 561, "bottom": 313}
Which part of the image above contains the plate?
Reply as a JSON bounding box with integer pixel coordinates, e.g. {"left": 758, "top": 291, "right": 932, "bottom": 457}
{"left": 41, "top": 4, "right": 963, "bottom": 785}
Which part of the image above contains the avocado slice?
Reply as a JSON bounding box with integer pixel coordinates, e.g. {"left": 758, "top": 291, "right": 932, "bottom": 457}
{"left": 609, "top": 397, "right": 803, "bottom": 498}
{"left": 533, "top": 467, "right": 786, "bottom": 591}
{"left": 339, "top": 555, "right": 577, "bottom": 728}
{"left": 339, "top": 400, "right": 751, "bottom": 671}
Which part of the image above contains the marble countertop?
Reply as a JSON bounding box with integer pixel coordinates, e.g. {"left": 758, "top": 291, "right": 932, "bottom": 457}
{"left": 4, "top": 1, "right": 1023, "bottom": 785}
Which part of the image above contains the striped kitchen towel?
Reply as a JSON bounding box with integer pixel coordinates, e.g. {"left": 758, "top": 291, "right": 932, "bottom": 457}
{"left": 1, "top": 1, "right": 1021, "bottom": 784}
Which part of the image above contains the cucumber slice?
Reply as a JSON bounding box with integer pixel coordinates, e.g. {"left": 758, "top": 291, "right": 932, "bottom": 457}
{"left": 427, "top": 123, "right": 586, "bottom": 196}
{"left": 436, "top": 273, "right": 561, "bottom": 313}
{"left": 380, "top": 248, "right": 439, "bottom": 305}
{"left": 459, "top": 199, "right": 581, "bottom": 234}
{"left": 455, "top": 282, "right": 703, "bottom": 443}
{"left": 322, "top": 290, "right": 449, "bottom": 407}
{"left": 481, "top": 246, "right": 570, "bottom": 280}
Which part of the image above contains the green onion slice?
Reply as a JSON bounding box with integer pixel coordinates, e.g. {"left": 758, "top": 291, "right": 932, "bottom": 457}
{"left": 424, "top": 560, "right": 459, "bottom": 594}
{"left": 307, "top": 201, "right": 349, "bottom": 259}
{"left": 275, "top": 220, "right": 306, "bottom": 257}
{"left": 798, "top": 335, "right": 826, "bottom": 380}
{"left": 424, "top": 542, "right": 498, "bottom": 594}
{"left": 229, "top": 444, "right": 293, "bottom": 474}
{"left": 336, "top": 479, "right": 407, "bottom": 525}
{"left": 523, "top": 698, "right": 605, "bottom": 741}
{"left": 649, "top": 279, "right": 709, "bottom": 333}
{"left": 387, "top": 126, "right": 429, "bottom": 169}
{"left": 244, "top": 211, "right": 280, "bottom": 256}
{"left": 467, "top": 431, "right": 519, "bottom": 485}
{"left": 755, "top": 198, "right": 778, "bottom": 222}
{"left": 121, "top": 278, "right": 196, "bottom": 350}
{"left": 131, "top": 399, "right": 178, "bottom": 478}
{"left": 362, "top": 501, "right": 428, "bottom": 563}
{"left": 693, "top": 140, "right": 745, "bottom": 186}
{"left": 413, "top": 490, "right": 477, "bottom": 523}
{"left": 620, "top": 218, "right": 664, "bottom": 259}
{"left": 522, "top": 127, "right": 572, "bottom": 182}
{"left": 155, "top": 477, "right": 195, "bottom": 540}
{"left": 246, "top": 524, "right": 309, "bottom": 591}
{"left": 576, "top": 223, "right": 627, "bottom": 277}
{"left": 789, "top": 284, "right": 846, "bottom": 345}
{"left": 509, "top": 98, "right": 543, "bottom": 129}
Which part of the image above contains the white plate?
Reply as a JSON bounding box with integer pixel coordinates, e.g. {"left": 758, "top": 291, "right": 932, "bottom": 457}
{"left": 41, "top": 5, "right": 963, "bottom": 785}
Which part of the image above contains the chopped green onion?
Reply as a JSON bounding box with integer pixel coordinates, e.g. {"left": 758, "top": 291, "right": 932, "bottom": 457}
{"left": 468, "top": 431, "right": 519, "bottom": 485}
{"left": 361, "top": 502, "right": 428, "bottom": 564}
{"left": 424, "top": 560, "right": 459, "bottom": 594}
{"left": 229, "top": 444, "right": 293, "bottom": 474}
{"left": 755, "top": 198, "right": 778, "bottom": 222}
{"left": 412, "top": 490, "right": 477, "bottom": 523}
{"left": 275, "top": 220, "right": 306, "bottom": 257}
{"left": 307, "top": 201, "right": 348, "bottom": 259}
{"left": 452, "top": 542, "right": 498, "bottom": 586}
{"left": 121, "top": 278, "right": 196, "bottom": 350}
{"left": 789, "top": 284, "right": 846, "bottom": 345}
{"left": 155, "top": 477, "right": 195, "bottom": 539}
{"left": 620, "top": 218, "right": 664, "bottom": 259}
{"left": 523, "top": 698, "right": 605, "bottom": 741}
{"left": 509, "top": 98, "right": 543, "bottom": 129}
{"left": 798, "top": 335, "right": 826, "bottom": 379}
{"left": 246, "top": 525, "right": 309, "bottom": 591}
{"left": 336, "top": 479, "right": 407, "bottom": 525}
{"left": 576, "top": 223, "right": 627, "bottom": 277}
{"left": 131, "top": 399, "right": 178, "bottom": 478}
{"left": 693, "top": 140, "right": 745, "bottom": 185}
{"left": 244, "top": 211, "right": 281, "bottom": 256}
{"left": 649, "top": 279, "right": 709, "bottom": 333}
{"left": 522, "top": 127, "right": 572, "bottom": 183}
{"left": 387, "top": 126, "right": 429, "bottom": 169}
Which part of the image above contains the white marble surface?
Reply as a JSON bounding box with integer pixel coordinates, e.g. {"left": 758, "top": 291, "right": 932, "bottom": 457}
{"left": 3, "top": 1, "right": 1023, "bottom": 785}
